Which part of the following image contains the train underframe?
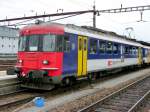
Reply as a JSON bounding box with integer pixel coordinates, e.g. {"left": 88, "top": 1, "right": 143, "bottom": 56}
{"left": 7, "top": 62, "right": 149, "bottom": 90}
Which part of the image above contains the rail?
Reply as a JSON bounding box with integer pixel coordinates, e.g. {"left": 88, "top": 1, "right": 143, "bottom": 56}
{"left": 78, "top": 75, "right": 150, "bottom": 112}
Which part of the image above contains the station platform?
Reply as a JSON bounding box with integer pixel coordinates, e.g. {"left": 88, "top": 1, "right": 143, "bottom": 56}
{"left": 0, "top": 71, "right": 6, "bottom": 75}
{"left": 0, "top": 71, "right": 17, "bottom": 80}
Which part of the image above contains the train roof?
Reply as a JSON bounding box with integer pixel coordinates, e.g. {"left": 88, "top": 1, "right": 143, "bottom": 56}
{"left": 137, "top": 41, "right": 150, "bottom": 46}
{"left": 137, "top": 41, "right": 150, "bottom": 49}
{"left": 20, "top": 23, "right": 64, "bottom": 35}
{"left": 20, "top": 22, "right": 150, "bottom": 48}
{"left": 81, "top": 26, "right": 137, "bottom": 42}
{"left": 64, "top": 23, "right": 142, "bottom": 47}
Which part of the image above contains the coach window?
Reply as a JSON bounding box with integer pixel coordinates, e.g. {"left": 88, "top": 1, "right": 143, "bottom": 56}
{"left": 99, "top": 41, "right": 105, "bottom": 54}
{"left": 125, "top": 46, "right": 129, "bottom": 54}
{"left": 145, "top": 49, "right": 148, "bottom": 56}
{"left": 64, "top": 36, "right": 70, "bottom": 52}
{"left": 56, "top": 36, "right": 63, "bottom": 52}
{"left": 132, "top": 47, "right": 136, "bottom": 55}
{"left": 129, "top": 46, "right": 132, "bottom": 55}
{"left": 113, "top": 43, "right": 119, "bottom": 54}
{"left": 106, "top": 42, "right": 113, "bottom": 54}
{"left": 89, "top": 39, "right": 97, "bottom": 54}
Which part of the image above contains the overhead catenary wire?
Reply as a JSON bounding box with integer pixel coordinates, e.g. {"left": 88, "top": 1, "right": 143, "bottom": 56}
{"left": 50, "top": 13, "right": 86, "bottom": 22}
{"left": 0, "top": 4, "right": 150, "bottom": 30}
{"left": 0, "top": 10, "right": 94, "bottom": 22}
{"left": 0, "top": 13, "right": 86, "bottom": 27}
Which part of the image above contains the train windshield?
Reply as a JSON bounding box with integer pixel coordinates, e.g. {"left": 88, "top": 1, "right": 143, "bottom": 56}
{"left": 18, "top": 34, "right": 63, "bottom": 52}
{"left": 42, "top": 35, "right": 56, "bottom": 51}
{"left": 28, "top": 35, "right": 39, "bottom": 51}
{"left": 18, "top": 36, "right": 27, "bottom": 51}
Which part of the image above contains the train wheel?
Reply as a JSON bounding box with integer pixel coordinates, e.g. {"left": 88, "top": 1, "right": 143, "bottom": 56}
{"left": 62, "top": 77, "right": 72, "bottom": 86}
{"left": 88, "top": 73, "right": 97, "bottom": 82}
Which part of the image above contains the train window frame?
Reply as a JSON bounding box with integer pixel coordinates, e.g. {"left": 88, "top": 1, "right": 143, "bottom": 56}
{"left": 18, "top": 36, "right": 27, "bottom": 51}
{"left": 132, "top": 47, "right": 136, "bottom": 55}
{"left": 125, "top": 46, "right": 129, "bottom": 55}
{"left": 129, "top": 46, "right": 133, "bottom": 55}
{"left": 99, "top": 40, "right": 106, "bottom": 54}
{"left": 145, "top": 49, "right": 148, "bottom": 56}
{"left": 84, "top": 39, "right": 87, "bottom": 51}
{"left": 63, "top": 36, "right": 71, "bottom": 53}
{"left": 29, "top": 35, "right": 39, "bottom": 51}
{"left": 106, "top": 41, "right": 113, "bottom": 54}
{"left": 56, "top": 35, "right": 63, "bottom": 52}
{"left": 42, "top": 34, "right": 56, "bottom": 52}
{"left": 113, "top": 43, "right": 119, "bottom": 55}
{"left": 79, "top": 38, "right": 82, "bottom": 51}
{"left": 89, "top": 39, "right": 97, "bottom": 54}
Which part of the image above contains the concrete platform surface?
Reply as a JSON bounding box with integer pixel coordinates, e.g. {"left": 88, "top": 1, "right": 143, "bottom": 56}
{"left": 0, "top": 75, "right": 17, "bottom": 80}
{"left": 0, "top": 71, "right": 17, "bottom": 80}
{"left": 18, "top": 68, "right": 150, "bottom": 112}
{"left": 0, "top": 71, "right": 6, "bottom": 75}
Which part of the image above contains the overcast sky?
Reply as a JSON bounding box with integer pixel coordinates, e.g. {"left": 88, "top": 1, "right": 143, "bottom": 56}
{"left": 0, "top": 0, "right": 150, "bottom": 42}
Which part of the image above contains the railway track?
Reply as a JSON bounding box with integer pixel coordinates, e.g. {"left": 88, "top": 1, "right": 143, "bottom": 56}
{"left": 0, "top": 75, "right": 23, "bottom": 96}
{"left": 0, "top": 67, "right": 149, "bottom": 112}
{"left": 0, "top": 83, "right": 85, "bottom": 112}
{"left": 0, "top": 76, "right": 42, "bottom": 111}
{"left": 78, "top": 75, "right": 150, "bottom": 112}
{"left": 0, "top": 91, "right": 38, "bottom": 107}
{"left": 136, "top": 91, "right": 150, "bottom": 112}
{"left": 0, "top": 76, "right": 34, "bottom": 112}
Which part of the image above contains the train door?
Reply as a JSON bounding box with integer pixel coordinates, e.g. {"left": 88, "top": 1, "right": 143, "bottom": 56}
{"left": 120, "top": 44, "right": 124, "bottom": 62}
{"left": 138, "top": 47, "right": 143, "bottom": 65}
{"left": 147, "top": 49, "right": 150, "bottom": 63}
{"left": 77, "top": 36, "right": 87, "bottom": 77}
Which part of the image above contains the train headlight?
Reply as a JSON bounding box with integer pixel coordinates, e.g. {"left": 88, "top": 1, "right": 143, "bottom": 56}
{"left": 18, "top": 59, "right": 23, "bottom": 63}
{"left": 42, "top": 60, "right": 49, "bottom": 65}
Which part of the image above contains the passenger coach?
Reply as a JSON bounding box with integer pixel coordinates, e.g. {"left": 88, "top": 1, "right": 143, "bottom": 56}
{"left": 8, "top": 22, "right": 150, "bottom": 90}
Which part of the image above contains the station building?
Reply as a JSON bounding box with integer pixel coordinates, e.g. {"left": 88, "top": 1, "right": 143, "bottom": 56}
{"left": 0, "top": 26, "right": 19, "bottom": 57}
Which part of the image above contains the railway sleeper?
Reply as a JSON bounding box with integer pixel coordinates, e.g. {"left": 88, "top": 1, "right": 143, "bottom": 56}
{"left": 113, "top": 97, "right": 139, "bottom": 102}
{"left": 104, "top": 100, "right": 134, "bottom": 107}
{"left": 98, "top": 104, "right": 129, "bottom": 111}
{"left": 132, "top": 86, "right": 150, "bottom": 90}
{"left": 109, "top": 98, "right": 137, "bottom": 103}
{"left": 124, "top": 91, "right": 147, "bottom": 96}
{"left": 119, "top": 94, "right": 142, "bottom": 99}
{"left": 95, "top": 108, "right": 116, "bottom": 112}
{"left": 123, "top": 92, "right": 146, "bottom": 96}
{"left": 126, "top": 89, "right": 149, "bottom": 93}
